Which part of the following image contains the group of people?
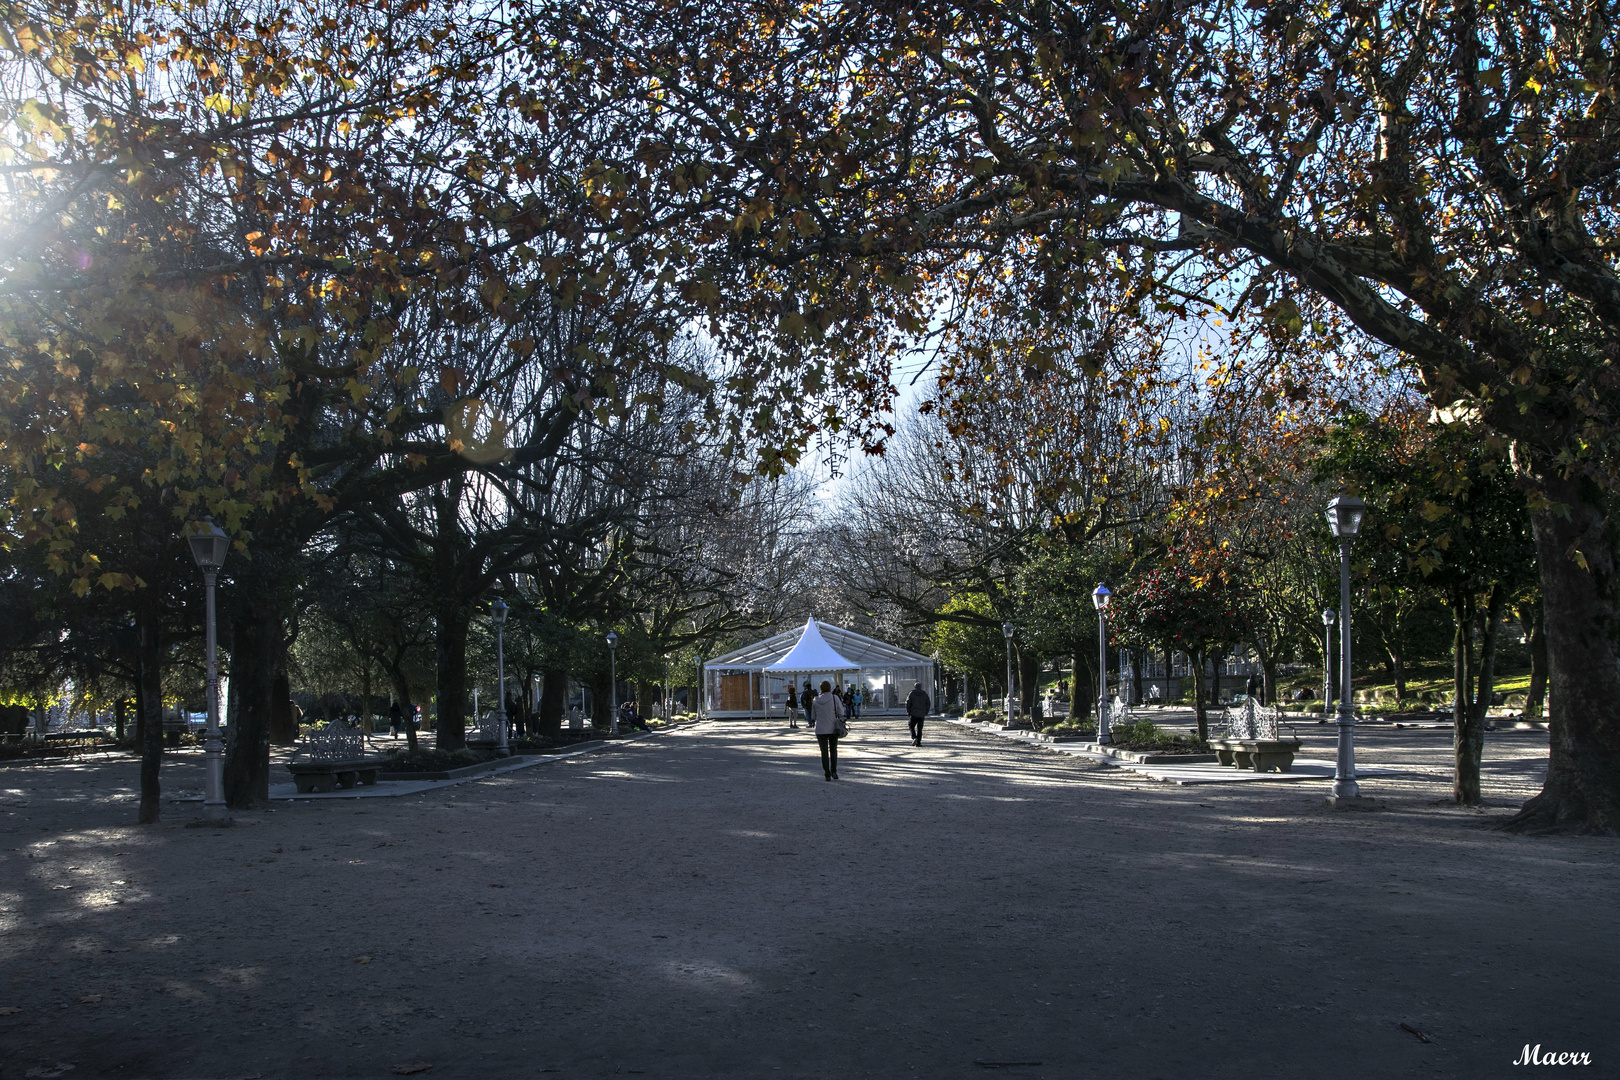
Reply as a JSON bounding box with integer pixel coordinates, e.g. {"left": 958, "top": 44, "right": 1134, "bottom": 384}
{"left": 784, "top": 680, "right": 865, "bottom": 731}
{"left": 787, "top": 678, "right": 933, "bottom": 781}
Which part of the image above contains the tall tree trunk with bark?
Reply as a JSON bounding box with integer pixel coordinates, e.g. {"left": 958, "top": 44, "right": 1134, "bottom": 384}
{"left": 539, "top": 665, "right": 565, "bottom": 735}
{"left": 268, "top": 668, "right": 298, "bottom": 745}
{"left": 136, "top": 604, "right": 164, "bottom": 825}
{"left": 1517, "top": 600, "right": 1548, "bottom": 718}
{"left": 1504, "top": 477, "right": 1620, "bottom": 833}
{"left": 1189, "top": 649, "right": 1209, "bottom": 743}
{"left": 1474, "top": 582, "right": 1506, "bottom": 723}
{"left": 1070, "top": 653, "right": 1092, "bottom": 721}
{"left": 434, "top": 603, "right": 471, "bottom": 751}
{"left": 225, "top": 601, "right": 280, "bottom": 809}
{"left": 1018, "top": 648, "right": 1038, "bottom": 720}
{"left": 1452, "top": 590, "right": 1479, "bottom": 805}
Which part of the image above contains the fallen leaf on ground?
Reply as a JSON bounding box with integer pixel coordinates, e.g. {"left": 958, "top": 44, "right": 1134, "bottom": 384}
{"left": 0, "top": 1006, "right": 21, "bottom": 1015}
{"left": 1399, "top": 1022, "right": 1432, "bottom": 1043}
{"left": 111, "top": 879, "right": 130, "bottom": 886}
{"left": 24, "top": 1064, "right": 75, "bottom": 1078}
{"left": 354, "top": 956, "right": 373, "bottom": 965}
{"left": 50, "top": 885, "right": 72, "bottom": 890}
{"left": 391, "top": 1064, "right": 432, "bottom": 1075}
{"left": 347, "top": 860, "right": 363, "bottom": 864}
{"left": 76, "top": 996, "right": 101, "bottom": 1004}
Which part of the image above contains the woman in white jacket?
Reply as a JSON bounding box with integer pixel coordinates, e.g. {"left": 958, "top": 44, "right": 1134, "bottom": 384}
{"left": 810, "top": 679, "right": 845, "bottom": 781}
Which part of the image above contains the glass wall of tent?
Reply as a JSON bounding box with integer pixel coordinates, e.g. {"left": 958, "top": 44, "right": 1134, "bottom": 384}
{"left": 703, "top": 663, "right": 938, "bottom": 717}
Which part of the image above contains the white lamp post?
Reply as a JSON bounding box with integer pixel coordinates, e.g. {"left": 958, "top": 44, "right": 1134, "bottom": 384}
{"left": 490, "top": 597, "right": 510, "bottom": 757}
{"left": 1321, "top": 608, "right": 1337, "bottom": 719}
{"left": 1325, "top": 494, "right": 1367, "bottom": 804}
{"left": 1093, "top": 584, "right": 1113, "bottom": 746}
{"left": 606, "top": 630, "right": 619, "bottom": 735}
{"left": 186, "top": 518, "right": 230, "bottom": 821}
{"left": 1001, "top": 622, "right": 1017, "bottom": 729}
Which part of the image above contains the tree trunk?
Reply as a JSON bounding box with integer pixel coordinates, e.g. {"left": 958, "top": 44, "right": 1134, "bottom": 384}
{"left": 1070, "top": 653, "right": 1092, "bottom": 721}
{"left": 268, "top": 667, "right": 298, "bottom": 745}
{"left": 539, "top": 665, "right": 564, "bottom": 735}
{"left": 1446, "top": 589, "right": 1479, "bottom": 804}
{"left": 1502, "top": 473, "right": 1620, "bottom": 834}
{"left": 1518, "top": 600, "right": 1547, "bottom": 718}
{"left": 434, "top": 604, "right": 471, "bottom": 751}
{"left": 1018, "top": 648, "right": 1038, "bottom": 719}
{"left": 1474, "top": 581, "right": 1506, "bottom": 722}
{"left": 224, "top": 602, "right": 279, "bottom": 810}
{"left": 115, "top": 696, "right": 128, "bottom": 742}
{"left": 1190, "top": 650, "right": 1209, "bottom": 743}
{"left": 136, "top": 605, "right": 164, "bottom": 825}
{"left": 1452, "top": 590, "right": 1478, "bottom": 805}
{"left": 590, "top": 676, "right": 610, "bottom": 726}
{"left": 1389, "top": 643, "right": 1408, "bottom": 702}
{"left": 1132, "top": 651, "right": 1145, "bottom": 705}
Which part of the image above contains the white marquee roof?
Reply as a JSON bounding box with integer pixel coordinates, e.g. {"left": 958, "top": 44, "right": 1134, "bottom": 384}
{"left": 707, "top": 619, "right": 933, "bottom": 671}
{"left": 765, "top": 619, "right": 859, "bottom": 672}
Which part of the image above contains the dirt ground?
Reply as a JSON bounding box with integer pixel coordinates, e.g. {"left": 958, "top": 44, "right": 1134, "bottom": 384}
{"left": 0, "top": 717, "right": 1614, "bottom": 1080}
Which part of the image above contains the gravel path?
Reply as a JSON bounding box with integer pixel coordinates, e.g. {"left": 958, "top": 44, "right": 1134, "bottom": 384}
{"left": 0, "top": 717, "right": 1614, "bottom": 1079}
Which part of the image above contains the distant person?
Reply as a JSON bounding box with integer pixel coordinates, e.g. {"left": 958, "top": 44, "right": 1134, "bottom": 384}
{"left": 786, "top": 682, "right": 800, "bottom": 729}
{"left": 1246, "top": 674, "right": 1260, "bottom": 704}
{"left": 388, "top": 702, "right": 403, "bottom": 738}
{"left": 802, "top": 679, "right": 816, "bottom": 723}
{"left": 809, "top": 679, "right": 845, "bottom": 781}
{"left": 850, "top": 685, "right": 863, "bottom": 719}
{"left": 905, "top": 681, "right": 931, "bottom": 746}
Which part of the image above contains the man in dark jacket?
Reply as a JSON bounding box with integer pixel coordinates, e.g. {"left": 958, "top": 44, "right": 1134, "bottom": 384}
{"left": 905, "top": 682, "right": 931, "bottom": 746}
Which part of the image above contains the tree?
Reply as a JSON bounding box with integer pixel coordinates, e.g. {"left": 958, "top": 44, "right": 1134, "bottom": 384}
{"left": 561, "top": 0, "right": 1620, "bottom": 832}
{"left": 1318, "top": 408, "right": 1537, "bottom": 804}
{"left": 1112, "top": 558, "right": 1248, "bottom": 742}
{"left": 925, "top": 593, "right": 1008, "bottom": 708}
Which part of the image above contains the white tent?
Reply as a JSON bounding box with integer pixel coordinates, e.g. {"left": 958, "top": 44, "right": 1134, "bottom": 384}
{"left": 701, "top": 618, "right": 936, "bottom": 718}
{"left": 765, "top": 619, "right": 860, "bottom": 674}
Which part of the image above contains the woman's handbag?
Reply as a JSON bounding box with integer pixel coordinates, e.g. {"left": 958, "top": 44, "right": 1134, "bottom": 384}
{"left": 834, "top": 716, "right": 849, "bottom": 738}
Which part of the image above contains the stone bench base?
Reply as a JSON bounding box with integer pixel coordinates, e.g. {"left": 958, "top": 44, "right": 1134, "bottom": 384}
{"left": 1209, "top": 739, "right": 1302, "bottom": 773}
{"left": 287, "top": 760, "right": 381, "bottom": 794}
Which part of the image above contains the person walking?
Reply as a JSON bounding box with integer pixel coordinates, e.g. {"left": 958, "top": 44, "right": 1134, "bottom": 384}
{"left": 850, "top": 685, "right": 863, "bottom": 719}
{"left": 810, "top": 679, "right": 845, "bottom": 780}
{"left": 906, "top": 681, "right": 931, "bottom": 746}
{"left": 786, "top": 682, "right": 799, "bottom": 729}
{"left": 388, "top": 701, "right": 403, "bottom": 739}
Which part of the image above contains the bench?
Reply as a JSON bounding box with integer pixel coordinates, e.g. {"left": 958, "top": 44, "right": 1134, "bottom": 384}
{"left": 1211, "top": 701, "right": 1302, "bottom": 772}
{"left": 1209, "top": 737, "right": 1303, "bottom": 772}
{"left": 288, "top": 719, "right": 383, "bottom": 793}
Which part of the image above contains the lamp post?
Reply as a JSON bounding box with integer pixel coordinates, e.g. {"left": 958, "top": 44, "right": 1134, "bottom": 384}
{"left": 1325, "top": 494, "right": 1367, "bottom": 804}
{"left": 186, "top": 518, "right": 230, "bottom": 821}
{"left": 606, "top": 630, "right": 619, "bottom": 735}
{"left": 1321, "top": 608, "right": 1337, "bottom": 718}
{"left": 490, "top": 597, "right": 510, "bottom": 757}
{"left": 1093, "top": 584, "right": 1113, "bottom": 746}
{"left": 1001, "top": 622, "right": 1017, "bottom": 729}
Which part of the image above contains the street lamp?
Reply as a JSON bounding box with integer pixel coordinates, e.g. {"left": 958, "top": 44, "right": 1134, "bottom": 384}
{"left": 1093, "top": 584, "right": 1113, "bottom": 746}
{"left": 490, "top": 597, "right": 510, "bottom": 757}
{"left": 186, "top": 518, "right": 230, "bottom": 821}
{"left": 1320, "top": 608, "right": 1337, "bottom": 719}
{"left": 1325, "top": 494, "right": 1367, "bottom": 804}
{"left": 606, "top": 630, "right": 619, "bottom": 735}
{"left": 1001, "top": 622, "right": 1017, "bottom": 729}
